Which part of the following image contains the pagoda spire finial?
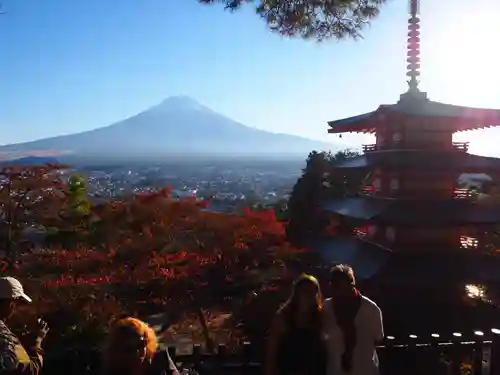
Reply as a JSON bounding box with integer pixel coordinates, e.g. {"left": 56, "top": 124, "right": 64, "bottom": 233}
{"left": 406, "top": 0, "right": 421, "bottom": 93}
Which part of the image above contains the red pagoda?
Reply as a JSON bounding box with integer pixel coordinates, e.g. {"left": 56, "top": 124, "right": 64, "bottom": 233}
{"left": 322, "top": 0, "right": 500, "bottom": 335}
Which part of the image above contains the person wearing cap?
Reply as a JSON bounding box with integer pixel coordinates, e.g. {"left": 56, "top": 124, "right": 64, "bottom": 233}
{"left": 0, "top": 277, "right": 49, "bottom": 375}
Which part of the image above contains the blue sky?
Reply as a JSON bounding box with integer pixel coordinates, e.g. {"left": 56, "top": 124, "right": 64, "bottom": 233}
{"left": 2, "top": 0, "right": 500, "bottom": 155}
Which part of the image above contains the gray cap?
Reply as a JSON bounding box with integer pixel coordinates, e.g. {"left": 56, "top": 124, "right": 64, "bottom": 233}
{"left": 0, "top": 277, "right": 32, "bottom": 302}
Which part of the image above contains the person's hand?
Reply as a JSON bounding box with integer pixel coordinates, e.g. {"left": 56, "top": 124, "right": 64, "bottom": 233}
{"left": 35, "top": 319, "right": 49, "bottom": 344}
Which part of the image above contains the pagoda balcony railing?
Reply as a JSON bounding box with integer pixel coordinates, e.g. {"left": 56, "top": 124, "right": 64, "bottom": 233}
{"left": 359, "top": 186, "right": 476, "bottom": 199}
{"left": 353, "top": 227, "right": 369, "bottom": 237}
{"left": 360, "top": 185, "right": 376, "bottom": 196}
{"left": 361, "top": 142, "right": 469, "bottom": 153}
{"left": 460, "top": 235, "right": 480, "bottom": 249}
{"left": 454, "top": 188, "right": 475, "bottom": 199}
{"left": 452, "top": 142, "right": 470, "bottom": 152}
{"left": 362, "top": 144, "right": 379, "bottom": 152}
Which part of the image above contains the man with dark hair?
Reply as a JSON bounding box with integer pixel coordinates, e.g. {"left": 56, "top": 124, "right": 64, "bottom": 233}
{"left": 323, "top": 264, "right": 383, "bottom": 375}
{"left": 0, "top": 277, "right": 49, "bottom": 375}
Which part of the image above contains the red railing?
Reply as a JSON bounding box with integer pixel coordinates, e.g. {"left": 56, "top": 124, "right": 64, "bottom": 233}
{"left": 353, "top": 227, "right": 368, "bottom": 237}
{"left": 360, "top": 185, "right": 376, "bottom": 195}
{"left": 361, "top": 142, "right": 470, "bottom": 153}
{"left": 358, "top": 186, "right": 475, "bottom": 199}
{"left": 453, "top": 188, "right": 474, "bottom": 199}
{"left": 452, "top": 142, "right": 469, "bottom": 152}
{"left": 362, "top": 144, "right": 379, "bottom": 152}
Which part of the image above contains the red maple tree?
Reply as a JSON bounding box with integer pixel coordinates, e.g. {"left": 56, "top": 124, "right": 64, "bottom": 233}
{"left": 4, "top": 178, "right": 305, "bottom": 351}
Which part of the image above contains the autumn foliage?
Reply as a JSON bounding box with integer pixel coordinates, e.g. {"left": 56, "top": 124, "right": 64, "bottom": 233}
{"left": 0, "top": 166, "right": 305, "bottom": 350}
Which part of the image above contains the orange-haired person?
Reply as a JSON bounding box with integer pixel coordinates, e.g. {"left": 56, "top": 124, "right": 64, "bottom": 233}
{"left": 103, "top": 317, "right": 180, "bottom": 375}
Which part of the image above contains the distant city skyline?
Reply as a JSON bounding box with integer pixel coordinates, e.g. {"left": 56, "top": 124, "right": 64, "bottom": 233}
{"left": 2, "top": 0, "right": 500, "bottom": 155}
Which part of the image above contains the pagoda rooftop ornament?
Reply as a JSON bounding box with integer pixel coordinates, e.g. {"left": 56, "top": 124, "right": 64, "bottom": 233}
{"left": 327, "top": 0, "right": 500, "bottom": 135}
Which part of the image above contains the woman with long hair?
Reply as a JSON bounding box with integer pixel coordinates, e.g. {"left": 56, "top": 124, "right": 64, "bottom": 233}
{"left": 103, "top": 317, "right": 180, "bottom": 375}
{"left": 265, "top": 274, "right": 327, "bottom": 375}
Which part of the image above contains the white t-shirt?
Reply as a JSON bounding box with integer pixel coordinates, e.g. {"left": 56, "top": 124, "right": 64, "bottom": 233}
{"left": 323, "top": 296, "right": 384, "bottom": 375}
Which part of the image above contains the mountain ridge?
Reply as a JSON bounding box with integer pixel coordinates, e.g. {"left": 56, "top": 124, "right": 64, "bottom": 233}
{"left": 0, "top": 96, "right": 335, "bottom": 159}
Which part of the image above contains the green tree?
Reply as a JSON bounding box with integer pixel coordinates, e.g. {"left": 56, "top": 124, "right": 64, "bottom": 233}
{"left": 66, "top": 174, "right": 92, "bottom": 218}
{"left": 200, "top": 0, "right": 387, "bottom": 40}
{"left": 270, "top": 198, "right": 288, "bottom": 221}
{"left": 327, "top": 149, "right": 365, "bottom": 198}
{"left": 46, "top": 174, "right": 92, "bottom": 248}
{"left": 285, "top": 149, "right": 362, "bottom": 247}
{"left": 286, "top": 151, "right": 330, "bottom": 247}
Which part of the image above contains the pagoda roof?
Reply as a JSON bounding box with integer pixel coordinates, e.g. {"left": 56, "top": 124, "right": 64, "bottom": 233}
{"left": 375, "top": 250, "right": 500, "bottom": 285}
{"left": 329, "top": 150, "right": 500, "bottom": 174}
{"left": 327, "top": 93, "right": 500, "bottom": 134}
{"left": 323, "top": 197, "right": 500, "bottom": 225}
{"left": 313, "top": 237, "right": 392, "bottom": 280}
{"left": 314, "top": 236, "right": 500, "bottom": 284}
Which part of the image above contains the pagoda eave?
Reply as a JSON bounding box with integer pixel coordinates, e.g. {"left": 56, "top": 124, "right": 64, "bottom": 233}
{"left": 329, "top": 151, "right": 500, "bottom": 174}
{"left": 314, "top": 236, "right": 500, "bottom": 284}
{"left": 323, "top": 197, "right": 500, "bottom": 225}
{"left": 327, "top": 111, "right": 378, "bottom": 134}
{"left": 373, "top": 249, "right": 500, "bottom": 285}
{"left": 328, "top": 102, "right": 500, "bottom": 134}
{"left": 312, "top": 236, "right": 392, "bottom": 280}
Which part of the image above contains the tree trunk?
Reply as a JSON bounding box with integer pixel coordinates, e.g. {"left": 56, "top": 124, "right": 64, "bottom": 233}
{"left": 190, "top": 293, "right": 215, "bottom": 353}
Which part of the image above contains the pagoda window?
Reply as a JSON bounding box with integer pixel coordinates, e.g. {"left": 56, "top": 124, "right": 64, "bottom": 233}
{"left": 386, "top": 227, "right": 396, "bottom": 242}
{"left": 377, "top": 134, "right": 385, "bottom": 147}
{"left": 390, "top": 178, "right": 400, "bottom": 192}
{"left": 393, "top": 132, "right": 403, "bottom": 143}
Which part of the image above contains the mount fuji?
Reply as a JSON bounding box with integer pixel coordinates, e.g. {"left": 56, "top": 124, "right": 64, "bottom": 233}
{"left": 0, "top": 96, "right": 334, "bottom": 160}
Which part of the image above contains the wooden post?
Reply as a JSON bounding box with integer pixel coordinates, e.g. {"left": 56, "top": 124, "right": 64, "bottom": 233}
{"left": 167, "top": 346, "right": 176, "bottom": 359}
{"left": 490, "top": 335, "right": 500, "bottom": 375}
{"left": 242, "top": 341, "right": 253, "bottom": 375}
{"left": 481, "top": 342, "right": 491, "bottom": 375}
{"left": 192, "top": 344, "right": 201, "bottom": 357}
{"left": 473, "top": 341, "right": 484, "bottom": 375}
{"left": 450, "top": 341, "right": 461, "bottom": 375}
{"left": 192, "top": 344, "right": 202, "bottom": 369}
{"left": 217, "top": 344, "right": 227, "bottom": 374}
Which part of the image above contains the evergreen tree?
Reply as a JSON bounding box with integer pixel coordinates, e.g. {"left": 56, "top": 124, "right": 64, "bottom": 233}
{"left": 286, "top": 149, "right": 363, "bottom": 247}
{"left": 200, "top": 0, "right": 386, "bottom": 41}
{"left": 66, "top": 174, "right": 92, "bottom": 218}
{"left": 286, "top": 151, "right": 330, "bottom": 247}
{"left": 46, "top": 174, "right": 92, "bottom": 248}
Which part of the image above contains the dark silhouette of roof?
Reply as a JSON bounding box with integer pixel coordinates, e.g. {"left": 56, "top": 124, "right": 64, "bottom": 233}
{"left": 323, "top": 197, "right": 500, "bottom": 225}
{"left": 312, "top": 237, "right": 392, "bottom": 280}
{"left": 314, "top": 236, "right": 500, "bottom": 284}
